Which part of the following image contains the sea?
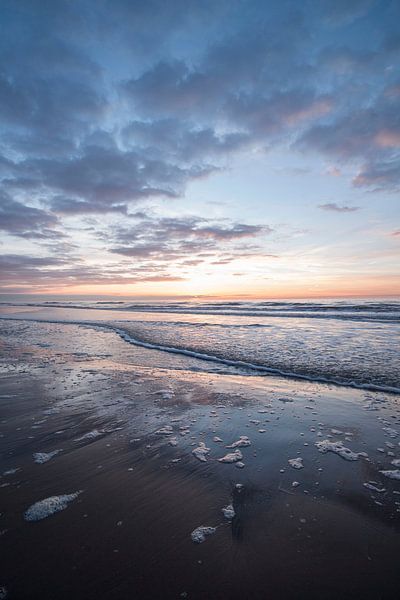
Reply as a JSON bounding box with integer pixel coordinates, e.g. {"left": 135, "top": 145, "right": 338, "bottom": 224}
{"left": 0, "top": 295, "right": 399, "bottom": 393}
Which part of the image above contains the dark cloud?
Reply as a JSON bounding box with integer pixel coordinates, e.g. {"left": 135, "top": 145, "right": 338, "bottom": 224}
{"left": 49, "top": 197, "right": 128, "bottom": 216}
{"left": 108, "top": 216, "right": 272, "bottom": 269}
{"left": 298, "top": 94, "right": 400, "bottom": 157}
{"left": 297, "top": 83, "right": 400, "bottom": 189}
{"left": 1, "top": 0, "right": 399, "bottom": 218}
{"left": 353, "top": 160, "right": 400, "bottom": 191}
{"left": 0, "top": 253, "right": 184, "bottom": 290}
{"left": 0, "top": 193, "right": 61, "bottom": 239}
{"left": 121, "top": 119, "right": 248, "bottom": 162}
{"left": 111, "top": 215, "right": 267, "bottom": 246}
{"left": 318, "top": 203, "right": 360, "bottom": 213}
{"left": 0, "top": 254, "right": 68, "bottom": 269}
{"left": 3, "top": 144, "right": 215, "bottom": 215}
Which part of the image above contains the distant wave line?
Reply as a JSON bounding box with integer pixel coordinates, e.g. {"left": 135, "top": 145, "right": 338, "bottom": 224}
{"left": 0, "top": 302, "right": 399, "bottom": 323}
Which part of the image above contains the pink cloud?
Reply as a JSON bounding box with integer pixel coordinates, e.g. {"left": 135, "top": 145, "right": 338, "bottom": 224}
{"left": 285, "top": 99, "right": 333, "bottom": 126}
{"left": 374, "top": 129, "right": 400, "bottom": 148}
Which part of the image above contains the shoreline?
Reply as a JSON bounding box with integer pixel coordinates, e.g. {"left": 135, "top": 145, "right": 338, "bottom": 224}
{"left": 1, "top": 319, "right": 400, "bottom": 599}
{"left": 1, "top": 313, "right": 399, "bottom": 395}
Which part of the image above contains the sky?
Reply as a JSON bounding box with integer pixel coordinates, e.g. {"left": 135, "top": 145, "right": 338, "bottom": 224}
{"left": 0, "top": 0, "right": 399, "bottom": 298}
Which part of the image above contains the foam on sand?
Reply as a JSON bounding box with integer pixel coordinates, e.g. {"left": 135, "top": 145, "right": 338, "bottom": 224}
{"left": 226, "top": 436, "right": 251, "bottom": 449}
{"left": 191, "top": 526, "right": 216, "bottom": 543}
{"left": 222, "top": 505, "right": 235, "bottom": 519}
{"left": 218, "top": 449, "right": 243, "bottom": 463}
{"left": 382, "top": 427, "right": 398, "bottom": 438}
{"left": 315, "top": 440, "right": 360, "bottom": 461}
{"left": 363, "top": 482, "right": 386, "bottom": 493}
{"left": 74, "top": 430, "right": 103, "bottom": 442}
{"left": 288, "top": 458, "right": 303, "bottom": 469}
{"left": 24, "top": 491, "right": 82, "bottom": 522}
{"left": 192, "top": 442, "right": 210, "bottom": 462}
{"left": 33, "top": 449, "right": 62, "bottom": 464}
{"left": 380, "top": 469, "right": 400, "bottom": 480}
{"left": 2, "top": 468, "right": 20, "bottom": 476}
{"left": 155, "top": 425, "right": 174, "bottom": 435}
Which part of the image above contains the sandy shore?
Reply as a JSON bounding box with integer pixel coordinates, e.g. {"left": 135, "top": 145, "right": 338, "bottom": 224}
{"left": 1, "top": 319, "right": 400, "bottom": 599}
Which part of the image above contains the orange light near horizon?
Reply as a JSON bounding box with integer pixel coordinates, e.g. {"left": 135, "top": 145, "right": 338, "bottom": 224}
{"left": 7, "top": 271, "right": 399, "bottom": 299}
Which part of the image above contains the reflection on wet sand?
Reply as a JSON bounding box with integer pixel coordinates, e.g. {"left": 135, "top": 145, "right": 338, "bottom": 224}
{"left": 0, "top": 319, "right": 399, "bottom": 599}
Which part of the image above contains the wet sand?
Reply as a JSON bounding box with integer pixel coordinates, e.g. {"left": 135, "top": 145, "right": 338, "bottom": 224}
{"left": 1, "top": 319, "right": 400, "bottom": 599}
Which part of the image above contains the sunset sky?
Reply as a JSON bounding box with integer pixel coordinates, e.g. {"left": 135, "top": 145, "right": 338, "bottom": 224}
{"left": 0, "top": 0, "right": 399, "bottom": 298}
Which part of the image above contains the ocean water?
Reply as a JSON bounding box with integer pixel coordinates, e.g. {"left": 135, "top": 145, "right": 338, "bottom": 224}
{"left": 0, "top": 296, "right": 399, "bottom": 392}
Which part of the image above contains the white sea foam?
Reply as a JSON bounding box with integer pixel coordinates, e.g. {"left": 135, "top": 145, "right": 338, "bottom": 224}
{"left": 383, "top": 427, "right": 398, "bottom": 438}
{"left": 74, "top": 430, "right": 103, "bottom": 442}
{"left": 380, "top": 469, "right": 400, "bottom": 480}
{"left": 24, "top": 491, "right": 82, "bottom": 521}
{"left": 218, "top": 449, "right": 243, "bottom": 463}
{"left": 226, "top": 436, "right": 251, "bottom": 449}
{"left": 363, "top": 482, "right": 386, "bottom": 493}
{"left": 222, "top": 504, "right": 235, "bottom": 519}
{"left": 154, "top": 426, "right": 174, "bottom": 435}
{"left": 2, "top": 315, "right": 398, "bottom": 394}
{"left": 315, "top": 440, "right": 360, "bottom": 461}
{"left": 288, "top": 458, "right": 304, "bottom": 469}
{"left": 2, "top": 468, "right": 20, "bottom": 476}
{"left": 191, "top": 526, "right": 216, "bottom": 543}
{"left": 33, "top": 449, "right": 62, "bottom": 464}
{"left": 192, "top": 442, "right": 210, "bottom": 462}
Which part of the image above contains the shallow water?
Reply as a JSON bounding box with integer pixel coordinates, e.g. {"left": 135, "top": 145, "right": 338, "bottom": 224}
{"left": 0, "top": 296, "right": 399, "bottom": 391}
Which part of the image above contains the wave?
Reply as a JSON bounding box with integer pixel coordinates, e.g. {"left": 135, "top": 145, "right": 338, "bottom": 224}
{"left": 0, "top": 299, "right": 400, "bottom": 322}
{"left": 1, "top": 314, "right": 399, "bottom": 395}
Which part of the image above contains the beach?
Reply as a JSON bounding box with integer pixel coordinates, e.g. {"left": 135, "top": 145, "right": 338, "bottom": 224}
{"left": 1, "top": 313, "right": 400, "bottom": 599}
{"left": 2, "top": 0, "right": 399, "bottom": 596}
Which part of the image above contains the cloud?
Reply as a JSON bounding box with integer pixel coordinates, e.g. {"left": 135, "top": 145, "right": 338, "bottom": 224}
{"left": 121, "top": 119, "right": 248, "bottom": 161}
{"left": 298, "top": 87, "right": 400, "bottom": 189}
{"left": 325, "top": 166, "right": 341, "bottom": 177}
{"left": 3, "top": 144, "right": 216, "bottom": 215}
{"left": 0, "top": 193, "right": 61, "bottom": 239}
{"left": 106, "top": 215, "right": 273, "bottom": 274}
{"left": 0, "top": 0, "right": 399, "bottom": 290}
{"left": 353, "top": 160, "right": 400, "bottom": 190}
{"left": 0, "top": 209, "right": 271, "bottom": 290}
{"left": 2, "top": 0, "right": 399, "bottom": 220}
{"left": 0, "top": 252, "right": 184, "bottom": 290}
{"left": 49, "top": 196, "right": 129, "bottom": 216}
{"left": 318, "top": 203, "right": 360, "bottom": 213}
